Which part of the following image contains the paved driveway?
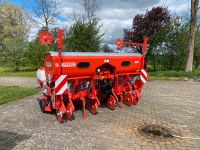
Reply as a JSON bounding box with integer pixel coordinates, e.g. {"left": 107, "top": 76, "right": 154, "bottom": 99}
{"left": 0, "top": 77, "right": 38, "bottom": 88}
{"left": 0, "top": 81, "right": 200, "bottom": 150}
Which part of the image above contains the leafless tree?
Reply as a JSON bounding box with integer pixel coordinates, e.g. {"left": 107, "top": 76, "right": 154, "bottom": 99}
{"left": 185, "top": 0, "right": 199, "bottom": 72}
{"left": 70, "top": 9, "right": 83, "bottom": 21}
{"left": 70, "top": 0, "right": 98, "bottom": 22}
{"left": 82, "top": 0, "right": 98, "bottom": 21}
{"left": 28, "top": 0, "right": 61, "bottom": 30}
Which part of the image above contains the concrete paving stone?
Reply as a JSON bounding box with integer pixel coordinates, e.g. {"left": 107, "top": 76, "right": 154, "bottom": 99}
{"left": 0, "top": 80, "right": 199, "bottom": 149}
{"left": 154, "top": 144, "right": 161, "bottom": 150}
{"left": 141, "top": 145, "right": 154, "bottom": 150}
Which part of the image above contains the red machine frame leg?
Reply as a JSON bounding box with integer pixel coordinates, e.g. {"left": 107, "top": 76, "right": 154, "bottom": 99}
{"left": 80, "top": 97, "right": 86, "bottom": 120}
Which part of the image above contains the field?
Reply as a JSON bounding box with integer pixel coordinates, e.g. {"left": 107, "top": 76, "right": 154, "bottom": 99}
{"left": 0, "top": 67, "right": 36, "bottom": 77}
{"left": 148, "top": 69, "right": 200, "bottom": 81}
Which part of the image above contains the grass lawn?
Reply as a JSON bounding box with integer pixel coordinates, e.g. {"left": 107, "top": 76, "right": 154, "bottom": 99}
{"left": 148, "top": 68, "right": 200, "bottom": 81}
{"left": 148, "top": 76, "right": 188, "bottom": 81}
{"left": 0, "top": 86, "right": 39, "bottom": 105}
{"left": 0, "top": 67, "right": 36, "bottom": 77}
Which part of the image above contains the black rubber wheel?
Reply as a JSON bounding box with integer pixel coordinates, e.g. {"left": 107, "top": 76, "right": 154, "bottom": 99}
{"left": 38, "top": 98, "right": 46, "bottom": 113}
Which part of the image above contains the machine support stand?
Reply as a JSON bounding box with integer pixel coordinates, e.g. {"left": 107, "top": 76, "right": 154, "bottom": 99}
{"left": 80, "top": 97, "right": 86, "bottom": 120}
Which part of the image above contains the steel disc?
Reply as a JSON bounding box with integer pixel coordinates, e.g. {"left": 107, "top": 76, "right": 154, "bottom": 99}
{"left": 107, "top": 95, "right": 115, "bottom": 110}
{"left": 66, "top": 105, "right": 73, "bottom": 120}
{"left": 56, "top": 110, "right": 63, "bottom": 123}
{"left": 66, "top": 110, "right": 73, "bottom": 120}
{"left": 124, "top": 92, "right": 133, "bottom": 106}
{"left": 89, "top": 101, "right": 97, "bottom": 114}
{"left": 132, "top": 92, "right": 139, "bottom": 105}
{"left": 134, "top": 78, "right": 142, "bottom": 94}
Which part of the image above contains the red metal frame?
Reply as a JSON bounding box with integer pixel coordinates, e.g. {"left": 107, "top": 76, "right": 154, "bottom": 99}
{"left": 37, "top": 30, "right": 148, "bottom": 123}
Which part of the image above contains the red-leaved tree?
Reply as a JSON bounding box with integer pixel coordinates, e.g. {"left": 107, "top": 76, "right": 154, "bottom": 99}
{"left": 124, "top": 6, "right": 171, "bottom": 71}
{"left": 124, "top": 6, "right": 170, "bottom": 42}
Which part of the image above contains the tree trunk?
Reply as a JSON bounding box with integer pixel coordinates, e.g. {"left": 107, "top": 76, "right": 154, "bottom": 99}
{"left": 186, "top": 19, "right": 196, "bottom": 71}
{"left": 185, "top": 0, "right": 199, "bottom": 72}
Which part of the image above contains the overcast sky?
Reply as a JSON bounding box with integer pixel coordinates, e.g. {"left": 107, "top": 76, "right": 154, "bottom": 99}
{"left": 10, "top": 0, "right": 190, "bottom": 48}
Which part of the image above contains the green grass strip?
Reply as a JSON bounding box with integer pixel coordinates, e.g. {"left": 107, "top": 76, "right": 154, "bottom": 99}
{"left": 0, "top": 86, "right": 39, "bottom": 105}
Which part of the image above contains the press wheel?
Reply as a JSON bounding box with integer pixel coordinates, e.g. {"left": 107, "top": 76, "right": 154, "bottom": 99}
{"left": 56, "top": 110, "right": 64, "bottom": 123}
{"left": 89, "top": 101, "right": 97, "bottom": 114}
{"left": 124, "top": 92, "right": 133, "bottom": 106}
{"left": 107, "top": 95, "right": 115, "bottom": 110}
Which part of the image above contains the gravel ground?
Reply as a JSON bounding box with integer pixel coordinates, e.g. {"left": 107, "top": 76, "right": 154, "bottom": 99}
{"left": 0, "top": 77, "right": 38, "bottom": 88}
{"left": 0, "top": 80, "right": 200, "bottom": 150}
